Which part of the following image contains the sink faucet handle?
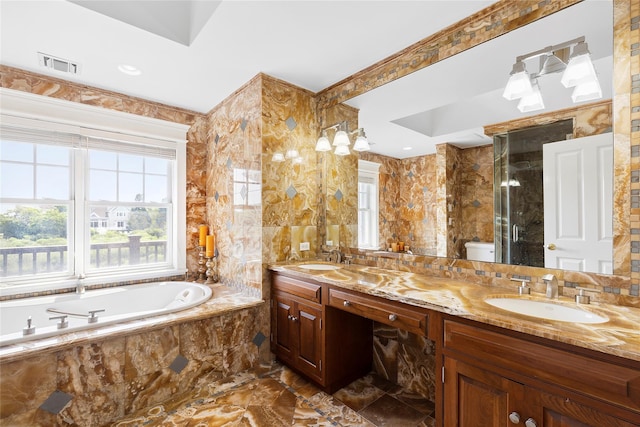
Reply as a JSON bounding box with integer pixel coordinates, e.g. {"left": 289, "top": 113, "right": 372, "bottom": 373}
{"left": 510, "top": 277, "right": 531, "bottom": 294}
{"left": 575, "top": 287, "right": 601, "bottom": 304}
{"left": 541, "top": 274, "right": 559, "bottom": 298}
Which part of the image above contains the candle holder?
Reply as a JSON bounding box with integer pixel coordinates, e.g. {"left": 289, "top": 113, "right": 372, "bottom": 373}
{"left": 197, "top": 246, "right": 207, "bottom": 282}
{"left": 205, "top": 256, "right": 219, "bottom": 284}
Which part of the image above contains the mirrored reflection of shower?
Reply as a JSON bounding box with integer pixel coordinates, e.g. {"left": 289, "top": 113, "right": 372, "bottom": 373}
{"left": 493, "top": 119, "right": 573, "bottom": 267}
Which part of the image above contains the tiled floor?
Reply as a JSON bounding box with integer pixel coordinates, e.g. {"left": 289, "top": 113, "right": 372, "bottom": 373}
{"left": 113, "top": 363, "right": 436, "bottom": 426}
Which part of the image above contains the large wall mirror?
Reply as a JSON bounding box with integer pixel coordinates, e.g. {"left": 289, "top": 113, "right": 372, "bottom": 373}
{"left": 325, "top": 0, "right": 616, "bottom": 275}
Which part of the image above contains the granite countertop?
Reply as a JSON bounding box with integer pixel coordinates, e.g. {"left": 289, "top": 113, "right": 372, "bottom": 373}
{"left": 270, "top": 262, "right": 640, "bottom": 363}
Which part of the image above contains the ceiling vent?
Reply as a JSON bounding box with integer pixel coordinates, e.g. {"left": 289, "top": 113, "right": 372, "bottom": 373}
{"left": 38, "top": 52, "right": 81, "bottom": 75}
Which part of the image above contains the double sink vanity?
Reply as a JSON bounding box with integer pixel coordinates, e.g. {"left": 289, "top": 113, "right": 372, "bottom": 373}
{"left": 269, "top": 261, "right": 640, "bottom": 427}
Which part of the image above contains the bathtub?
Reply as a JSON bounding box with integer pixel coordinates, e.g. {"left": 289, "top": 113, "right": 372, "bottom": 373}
{"left": 0, "top": 281, "right": 211, "bottom": 347}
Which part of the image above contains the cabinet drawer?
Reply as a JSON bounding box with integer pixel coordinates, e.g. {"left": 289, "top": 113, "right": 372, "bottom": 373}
{"left": 328, "top": 288, "right": 428, "bottom": 336}
{"left": 444, "top": 320, "right": 640, "bottom": 412}
{"left": 272, "top": 273, "right": 322, "bottom": 303}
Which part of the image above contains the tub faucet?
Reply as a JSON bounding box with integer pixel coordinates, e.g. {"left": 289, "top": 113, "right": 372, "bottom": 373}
{"left": 542, "top": 274, "right": 558, "bottom": 299}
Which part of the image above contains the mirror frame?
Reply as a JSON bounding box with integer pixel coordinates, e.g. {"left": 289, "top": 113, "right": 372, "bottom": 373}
{"left": 315, "top": 0, "right": 632, "bottom": 280}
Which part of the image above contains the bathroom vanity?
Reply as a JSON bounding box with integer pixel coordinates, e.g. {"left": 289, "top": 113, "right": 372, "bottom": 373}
{"left": 270, "top": 263, "right": 640, "bottom": 427}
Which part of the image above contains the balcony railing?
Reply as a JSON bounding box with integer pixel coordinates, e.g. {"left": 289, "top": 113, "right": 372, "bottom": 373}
{"left": 0, "top": 236, "right": 167, "bottom": 277}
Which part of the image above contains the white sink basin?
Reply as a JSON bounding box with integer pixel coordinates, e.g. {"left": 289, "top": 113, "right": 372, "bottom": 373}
{"left": 298, "top": 264, "right": 342, "bottom": 271}
{"left": 484, "top": 297, "right": 608, "bottom": 324}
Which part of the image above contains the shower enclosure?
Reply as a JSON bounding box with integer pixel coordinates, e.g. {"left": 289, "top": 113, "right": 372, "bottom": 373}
{"left": 493, "top": 119, "right": 573, "bottom": 267}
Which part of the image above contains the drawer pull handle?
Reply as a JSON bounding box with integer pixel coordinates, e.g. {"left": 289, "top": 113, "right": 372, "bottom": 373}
{"left": 388, "top": 314, "right": 398, "bottom": 321}
{"left": 508, "top": 412, "right": 520, "bottom": 424}
{"left": 525, "top": 418, "right": 537, "bottom": 427}
{"left": 343, "top": 300, "right": 351, "bottom": 307}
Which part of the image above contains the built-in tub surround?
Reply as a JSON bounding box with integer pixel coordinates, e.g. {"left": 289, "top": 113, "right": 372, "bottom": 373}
{"left": 0, "top": 284, "right": 268, "bottom": 426}
{"left": 0, "top": 281, "right": 211, "bottom": 346}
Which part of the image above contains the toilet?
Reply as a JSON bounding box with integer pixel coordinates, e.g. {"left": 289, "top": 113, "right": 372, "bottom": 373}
{"left": 465, "top": 241, "right": 495, "bottom": 262}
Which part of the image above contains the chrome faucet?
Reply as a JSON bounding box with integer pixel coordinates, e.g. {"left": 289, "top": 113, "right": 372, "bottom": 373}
{"left": 542, "top": 274, "right": 558, "bottom": 299}
{"left": 329, "top": 249, "right": 342, "bottom": 264}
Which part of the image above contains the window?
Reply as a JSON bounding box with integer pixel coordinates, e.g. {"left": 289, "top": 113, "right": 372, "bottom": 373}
{"left": 358, "top": 160, "right": 380, "bottom": 249}
{"left": 0, "top": 89, "right": 188, "bottom": 295}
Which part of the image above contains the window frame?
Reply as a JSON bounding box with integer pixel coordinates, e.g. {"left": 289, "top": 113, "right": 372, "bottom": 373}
{"left": 358, "top": 159, "right": 380, "bottom": 250}
{"left": 0, "top": 88, "right": 189, "bottom": 297}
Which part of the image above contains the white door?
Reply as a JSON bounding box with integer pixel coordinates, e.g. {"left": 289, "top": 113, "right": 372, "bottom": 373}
{"left": 543, "top": 133, "right": 613, "bottom": 273}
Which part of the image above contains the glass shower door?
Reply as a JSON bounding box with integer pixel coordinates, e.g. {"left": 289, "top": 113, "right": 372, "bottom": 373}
{"left": 493, "top": 120, "right": 573, "bottom": 267}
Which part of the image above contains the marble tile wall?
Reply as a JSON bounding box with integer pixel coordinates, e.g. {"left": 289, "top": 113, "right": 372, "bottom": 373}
{"left": 261, "top": 75, "right": 319, "bottom": 298}
{"left": 372, "top": 323, "right": 436, "bottom": 403}
{"left": 0, "top": 306, "right": 267, "bottom": 426}
{"left": 206, "top": 75, "right": 263, "bottom": 296}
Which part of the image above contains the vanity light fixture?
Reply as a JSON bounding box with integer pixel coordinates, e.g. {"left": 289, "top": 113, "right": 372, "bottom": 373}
{"left": 503, "top": 36, "right": 601, "bottom": 112}
{"left": 315, "top": 122, "right": 370, "bottom": 154}
{"left": 517, "top": 79, "right": 545, "bottom": 113}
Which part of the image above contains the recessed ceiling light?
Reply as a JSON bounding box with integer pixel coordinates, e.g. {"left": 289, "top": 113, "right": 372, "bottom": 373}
{"left": 118, "top": 64, "right": 141, "bottom": 76}
{"left": 403, "top": 146, "right": 413, "bottom": 151}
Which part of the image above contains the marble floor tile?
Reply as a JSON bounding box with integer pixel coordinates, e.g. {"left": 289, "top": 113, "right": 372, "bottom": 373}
{"left": 112, "top": 363, "right": 435, "bottom": 426}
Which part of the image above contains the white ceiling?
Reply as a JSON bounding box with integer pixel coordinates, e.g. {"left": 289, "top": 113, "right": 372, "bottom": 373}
{"left": 0, "top": 0, "right": 612, "bottom": 159}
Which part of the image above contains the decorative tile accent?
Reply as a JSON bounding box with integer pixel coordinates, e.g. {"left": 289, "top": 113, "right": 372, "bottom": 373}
{"left": 335, "top": 189, "right": 343, "bottom": 202}
{"left": 252, "top": 331, "right": 266, "bottom": 347}
{"left": 285, "top": 116, "right": 297, "bottom": 130}
{"left": 286, "top": 185, "right": 297, "bottom": 199}
{"left": 472, "top": 200, "right": 481, "bottom": 208}
{"left": 215, "top": 133, "right": 220, "bottom": 144}
{"left": 169, "top": 354, "right": 189, "bottom": 374}
{"left": 408, "top": 171, "right": 414, "bottom": 178}
{"left": 226, "top": 157, "right": 233, "bottom": 168}
{"left": 240, "top": 118, "right": 248, "bottom": 131}
{"left": 214, "top": 191, "right": 220, "bottom": 202}
{"left": 40, "top": 390, "right": 73, "bottom": 414}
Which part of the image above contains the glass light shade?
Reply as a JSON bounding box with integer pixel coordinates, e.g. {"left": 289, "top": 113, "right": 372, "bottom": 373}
{"left": 285, "top": 148, "right": 299, "bottom": 159}
{"left": 315, "top": 135, "right": 332, "bottom": 151}
{"left": 333, "top": 130, "right": 350, "bottom": 146}
{"left": 502, "top": 62, "right": 533, "bottom": 100}
{"left": 517, "top": 81, "right": 544, "bottom": 113}
{"left": 571, "top": 79, "right": 602, "bottom": 103}
{"left": 560, "top": 50, "right": 597, "bottom": 88}
{"left": 334, "top": 144, "right": 350, "bottom": 156}
{"left": 271, "top": 152, "right": 285, "bottom": 162}
{"left": 353, "top": 135, "right": 370, "bottom": 151}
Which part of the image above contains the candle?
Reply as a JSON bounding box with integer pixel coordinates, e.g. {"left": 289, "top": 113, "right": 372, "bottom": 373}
{"left": 199, "top": 225, "right": 208, "bottom": 247}
{"left": 206, "top": 234, "right": 215, "bottom": 258}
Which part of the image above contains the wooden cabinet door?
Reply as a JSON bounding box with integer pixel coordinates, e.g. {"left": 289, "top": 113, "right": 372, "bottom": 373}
{"left": 272, "top": 292, "right": 294, "bottom": 365}
{"left": 444, "top": 356, "right": 528, "bottom": 427}
{"left": 272, "top": 291, "right": 323, "bottom": 384}
{"left": 294, "top": 300, "right": 323, "bottom": 382}
{"left": 536, "top": 389, "right": 640, "bottom": 427}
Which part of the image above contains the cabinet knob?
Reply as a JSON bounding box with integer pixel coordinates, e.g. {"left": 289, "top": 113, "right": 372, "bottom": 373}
{"left": 291, "top": 316, "right": 298, "bottom": 322}
{"left": 525, "top": 418, "right": 538, "bottom": 427}
{"left": 508, "top": 412, "right": 520, "bottom": 424}
{"left": 343, "top": 300, "right": 351, "bottom": 307}
{"left": 388, "top": 314, "right": 398, "bottom": 321}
